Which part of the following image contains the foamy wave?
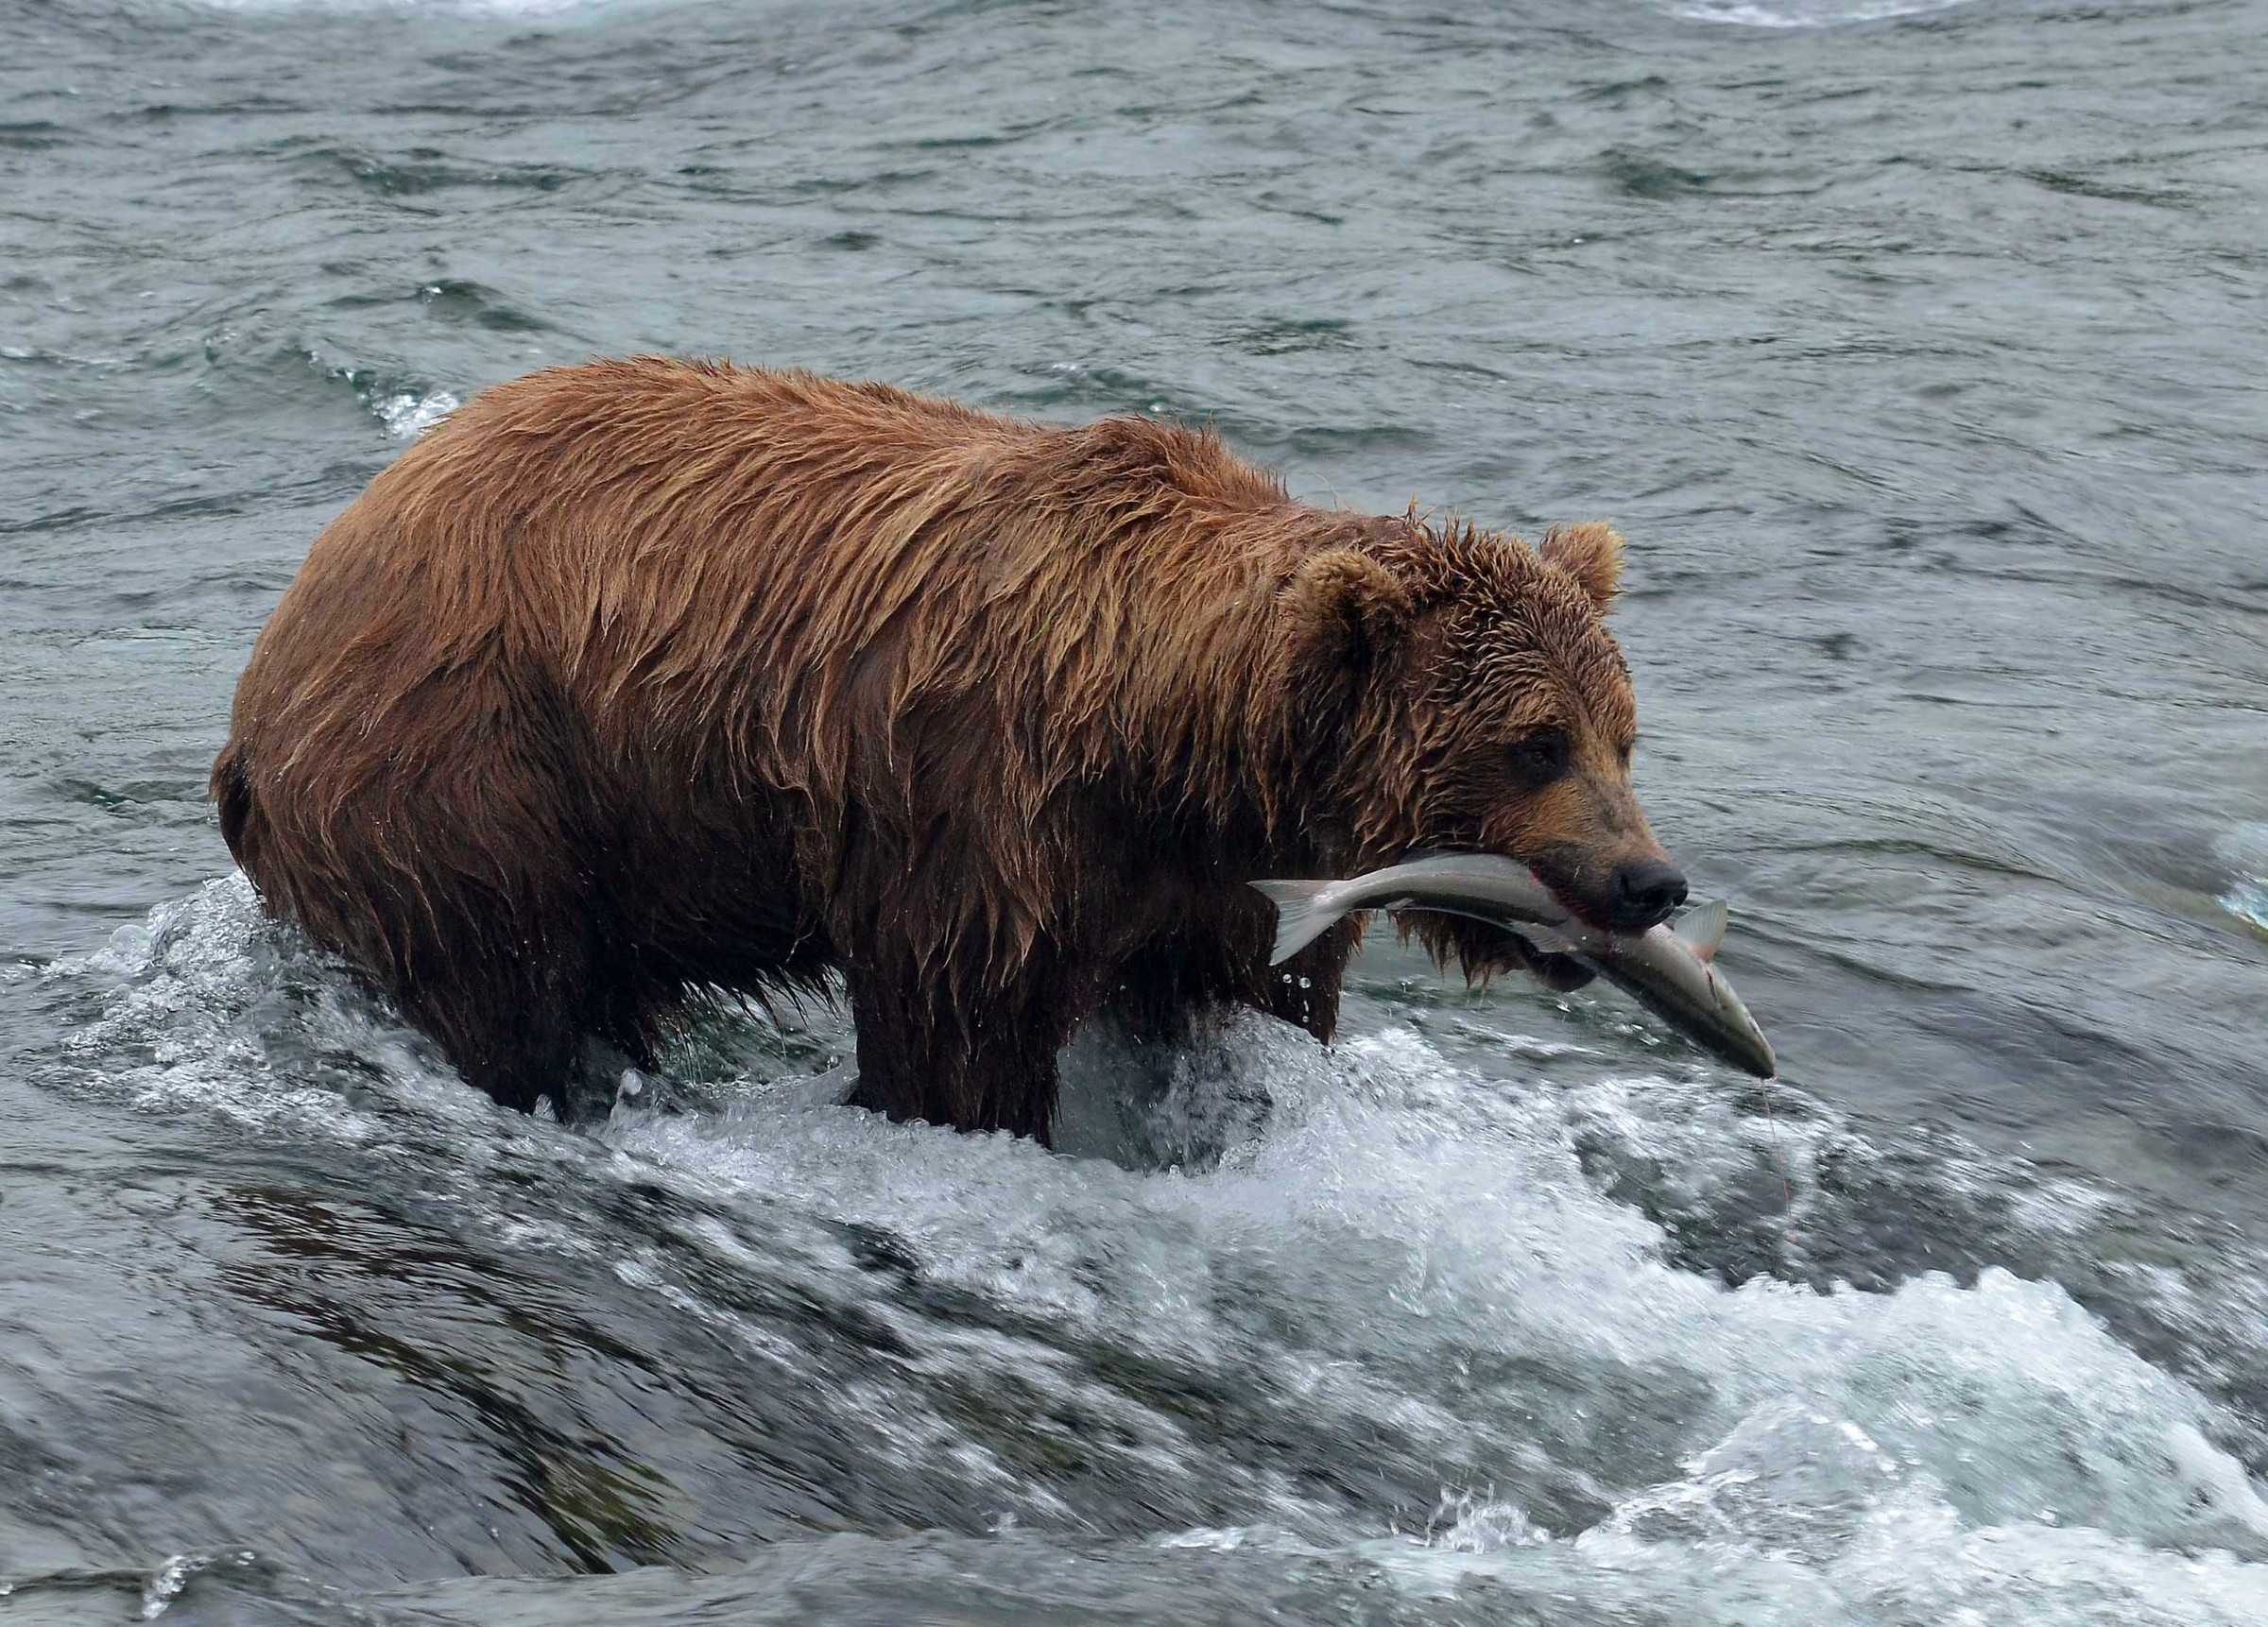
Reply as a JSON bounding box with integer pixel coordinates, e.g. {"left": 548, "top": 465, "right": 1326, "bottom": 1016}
{"left": 1345, "top": 1475, "right": 2268, "bottom": 1620}
{"left": 291, "top": 342, "right": 463, "bottom": 440}
{"left": 608, "top": 1019, "right": 2268, "bottom": 1567}
{"left": 374, "top": 387, "right": 458, "bottom": 437}
{"left": 44, "top": 876, "right": 2268, "bottom": 1603}
{"left": 177, "top": 0, "right": 636, "bottom": 14}
{"left": 2225, "top": 881, "right": 2268, "bottom": 933}
{"left": 2216, "top": 826, "right": 2268, "bottom": 933}
{"left": 53, "top": 873, "right": 482, "bottom": 1139}
{"left": 1658, "top": 0, "right": 1976, "bottom": 26}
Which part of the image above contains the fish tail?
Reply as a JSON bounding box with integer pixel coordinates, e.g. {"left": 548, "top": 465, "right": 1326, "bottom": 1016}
{"left": 1249, "top": 879, "right": 1344, "bottom": 965}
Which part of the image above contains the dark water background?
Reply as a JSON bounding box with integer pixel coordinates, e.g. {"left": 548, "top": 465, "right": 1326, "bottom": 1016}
{"left": 4, "top": 0, "right": 2266, "bottom": 1619}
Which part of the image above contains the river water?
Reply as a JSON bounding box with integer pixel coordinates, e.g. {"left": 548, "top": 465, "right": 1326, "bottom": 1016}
{"left": 3, "top": 0, "right": 2265, "bottom": 1620}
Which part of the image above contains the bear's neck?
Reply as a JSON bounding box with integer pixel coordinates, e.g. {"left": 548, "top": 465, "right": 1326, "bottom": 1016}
{"left": 1087, "top": 506, "right": 1384, "bottom": 882}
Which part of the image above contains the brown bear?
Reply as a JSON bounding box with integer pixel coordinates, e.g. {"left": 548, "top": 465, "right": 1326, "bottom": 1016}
{"left": 212, "top": 358, "right": 1687, "bottom": 1138}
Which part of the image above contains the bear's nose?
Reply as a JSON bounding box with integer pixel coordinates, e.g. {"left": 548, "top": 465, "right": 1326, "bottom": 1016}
{"left": 1608, "top": 860, "right": 1689, "bottom": 931}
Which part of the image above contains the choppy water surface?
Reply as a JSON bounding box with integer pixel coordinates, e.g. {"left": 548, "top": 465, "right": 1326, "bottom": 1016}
{"left": 4, "top": 0, "right": 2266, "bottom": 1620}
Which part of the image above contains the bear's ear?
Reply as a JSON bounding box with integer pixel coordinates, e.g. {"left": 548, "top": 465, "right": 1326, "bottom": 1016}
{"left": 1539, "top": 522, "right": 1625, "bottom": 613}
{"left": 1282, "top": 548, "right": 1411, "bottom": 678}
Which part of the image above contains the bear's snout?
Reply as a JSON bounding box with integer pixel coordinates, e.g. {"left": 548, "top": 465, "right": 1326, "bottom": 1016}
{"left": 1606, "top": 859, "right": 1688, "bottom": 933}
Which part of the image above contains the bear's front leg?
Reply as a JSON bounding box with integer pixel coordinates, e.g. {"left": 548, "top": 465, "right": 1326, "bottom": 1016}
{"left": 841, "top": 960, "right": 1079, "bottom": 1143}
{"left": 1112, "top": 906, "right": 1365, "bottom": 1047}
{"left": 1247, "top": 914, "right": 1365, "bottom": 1042}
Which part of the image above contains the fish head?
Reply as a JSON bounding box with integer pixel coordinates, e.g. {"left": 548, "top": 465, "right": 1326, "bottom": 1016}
{"left": 1286, "top": 518, "right": 1685, "bottom": 935}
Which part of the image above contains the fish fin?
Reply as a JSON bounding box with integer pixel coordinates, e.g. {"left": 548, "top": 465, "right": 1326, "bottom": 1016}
{"left": 1675, "top": 899, "right": 1729, "bottom": 962}
{"left": 1249, "top": 879, "right": 1344, "bottom": 965}
{"left": 1520, "top": 924, "right": 1577, "bottom": 956}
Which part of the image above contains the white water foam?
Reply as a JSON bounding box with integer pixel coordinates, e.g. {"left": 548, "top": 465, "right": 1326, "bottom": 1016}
{"left": 55, "top": 873, "right": 488, "bottom": 1141}
{"left": 293, "top": 341, "right": 463, "bottom": 440}
{"left": 174, "top": 0, "right": 641, "bottom": 15}
{"left": 1658, "top": 0, "right": 1978, "bottom": 27}
{"left": 2216, "top": 825, "right": 2268, "bottom": 934}
{"left": 617, "top": 1048, "right": 2268, "bottom": 1530}
{"left": 374, "top": 387, "right": 459, "bottom": 438}
{"left": 45, "top": 877, "right": 2268, "bottom": 1619}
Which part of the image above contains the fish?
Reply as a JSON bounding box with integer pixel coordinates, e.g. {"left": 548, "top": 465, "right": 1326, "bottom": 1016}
{"left": 1248, "top": 852, "right": 1778, "bottom": 1078}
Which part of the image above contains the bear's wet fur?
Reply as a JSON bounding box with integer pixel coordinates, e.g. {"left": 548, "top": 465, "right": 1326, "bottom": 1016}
{"left": 214, "top": 359, "right": 1675, "bottom": 1137}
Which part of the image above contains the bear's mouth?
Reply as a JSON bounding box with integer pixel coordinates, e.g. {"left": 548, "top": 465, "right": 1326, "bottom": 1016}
{"left": 1519, "top": 845, "right": 1685, "bottom": 936}
{"left": 1503, "top": 851, "right": 1614, "bottom": 933}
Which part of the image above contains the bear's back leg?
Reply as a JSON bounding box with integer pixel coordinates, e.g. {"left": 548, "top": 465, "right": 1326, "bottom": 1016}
{"left": 275, "top": 812, "right": 611, "bottom": 1113}
{"left": 220, "top": 657, "right": 621, "bottom": 1114}
{"left": 396, "top": 930, "right": 593, "bottom": 1114}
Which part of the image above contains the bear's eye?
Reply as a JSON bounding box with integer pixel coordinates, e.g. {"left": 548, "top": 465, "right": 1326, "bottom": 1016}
{"left": 1506, "top": 728, "right": 1569, "bottom": 787}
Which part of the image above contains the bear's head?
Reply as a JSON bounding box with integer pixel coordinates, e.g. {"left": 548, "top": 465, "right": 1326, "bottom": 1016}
{"left": 1279, "top": 516, "right": 1686, "bottom": 935}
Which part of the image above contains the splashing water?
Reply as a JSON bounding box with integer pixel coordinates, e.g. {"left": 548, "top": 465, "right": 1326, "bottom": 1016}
{"left": 2215, "top": 829, "right": 2268, "bottom": 935}
{"left": 374, "top": 387, "right": 459, "bottom": 437}
{"left": 14, "top": 877, "right": 2268, "bottom": 1621}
